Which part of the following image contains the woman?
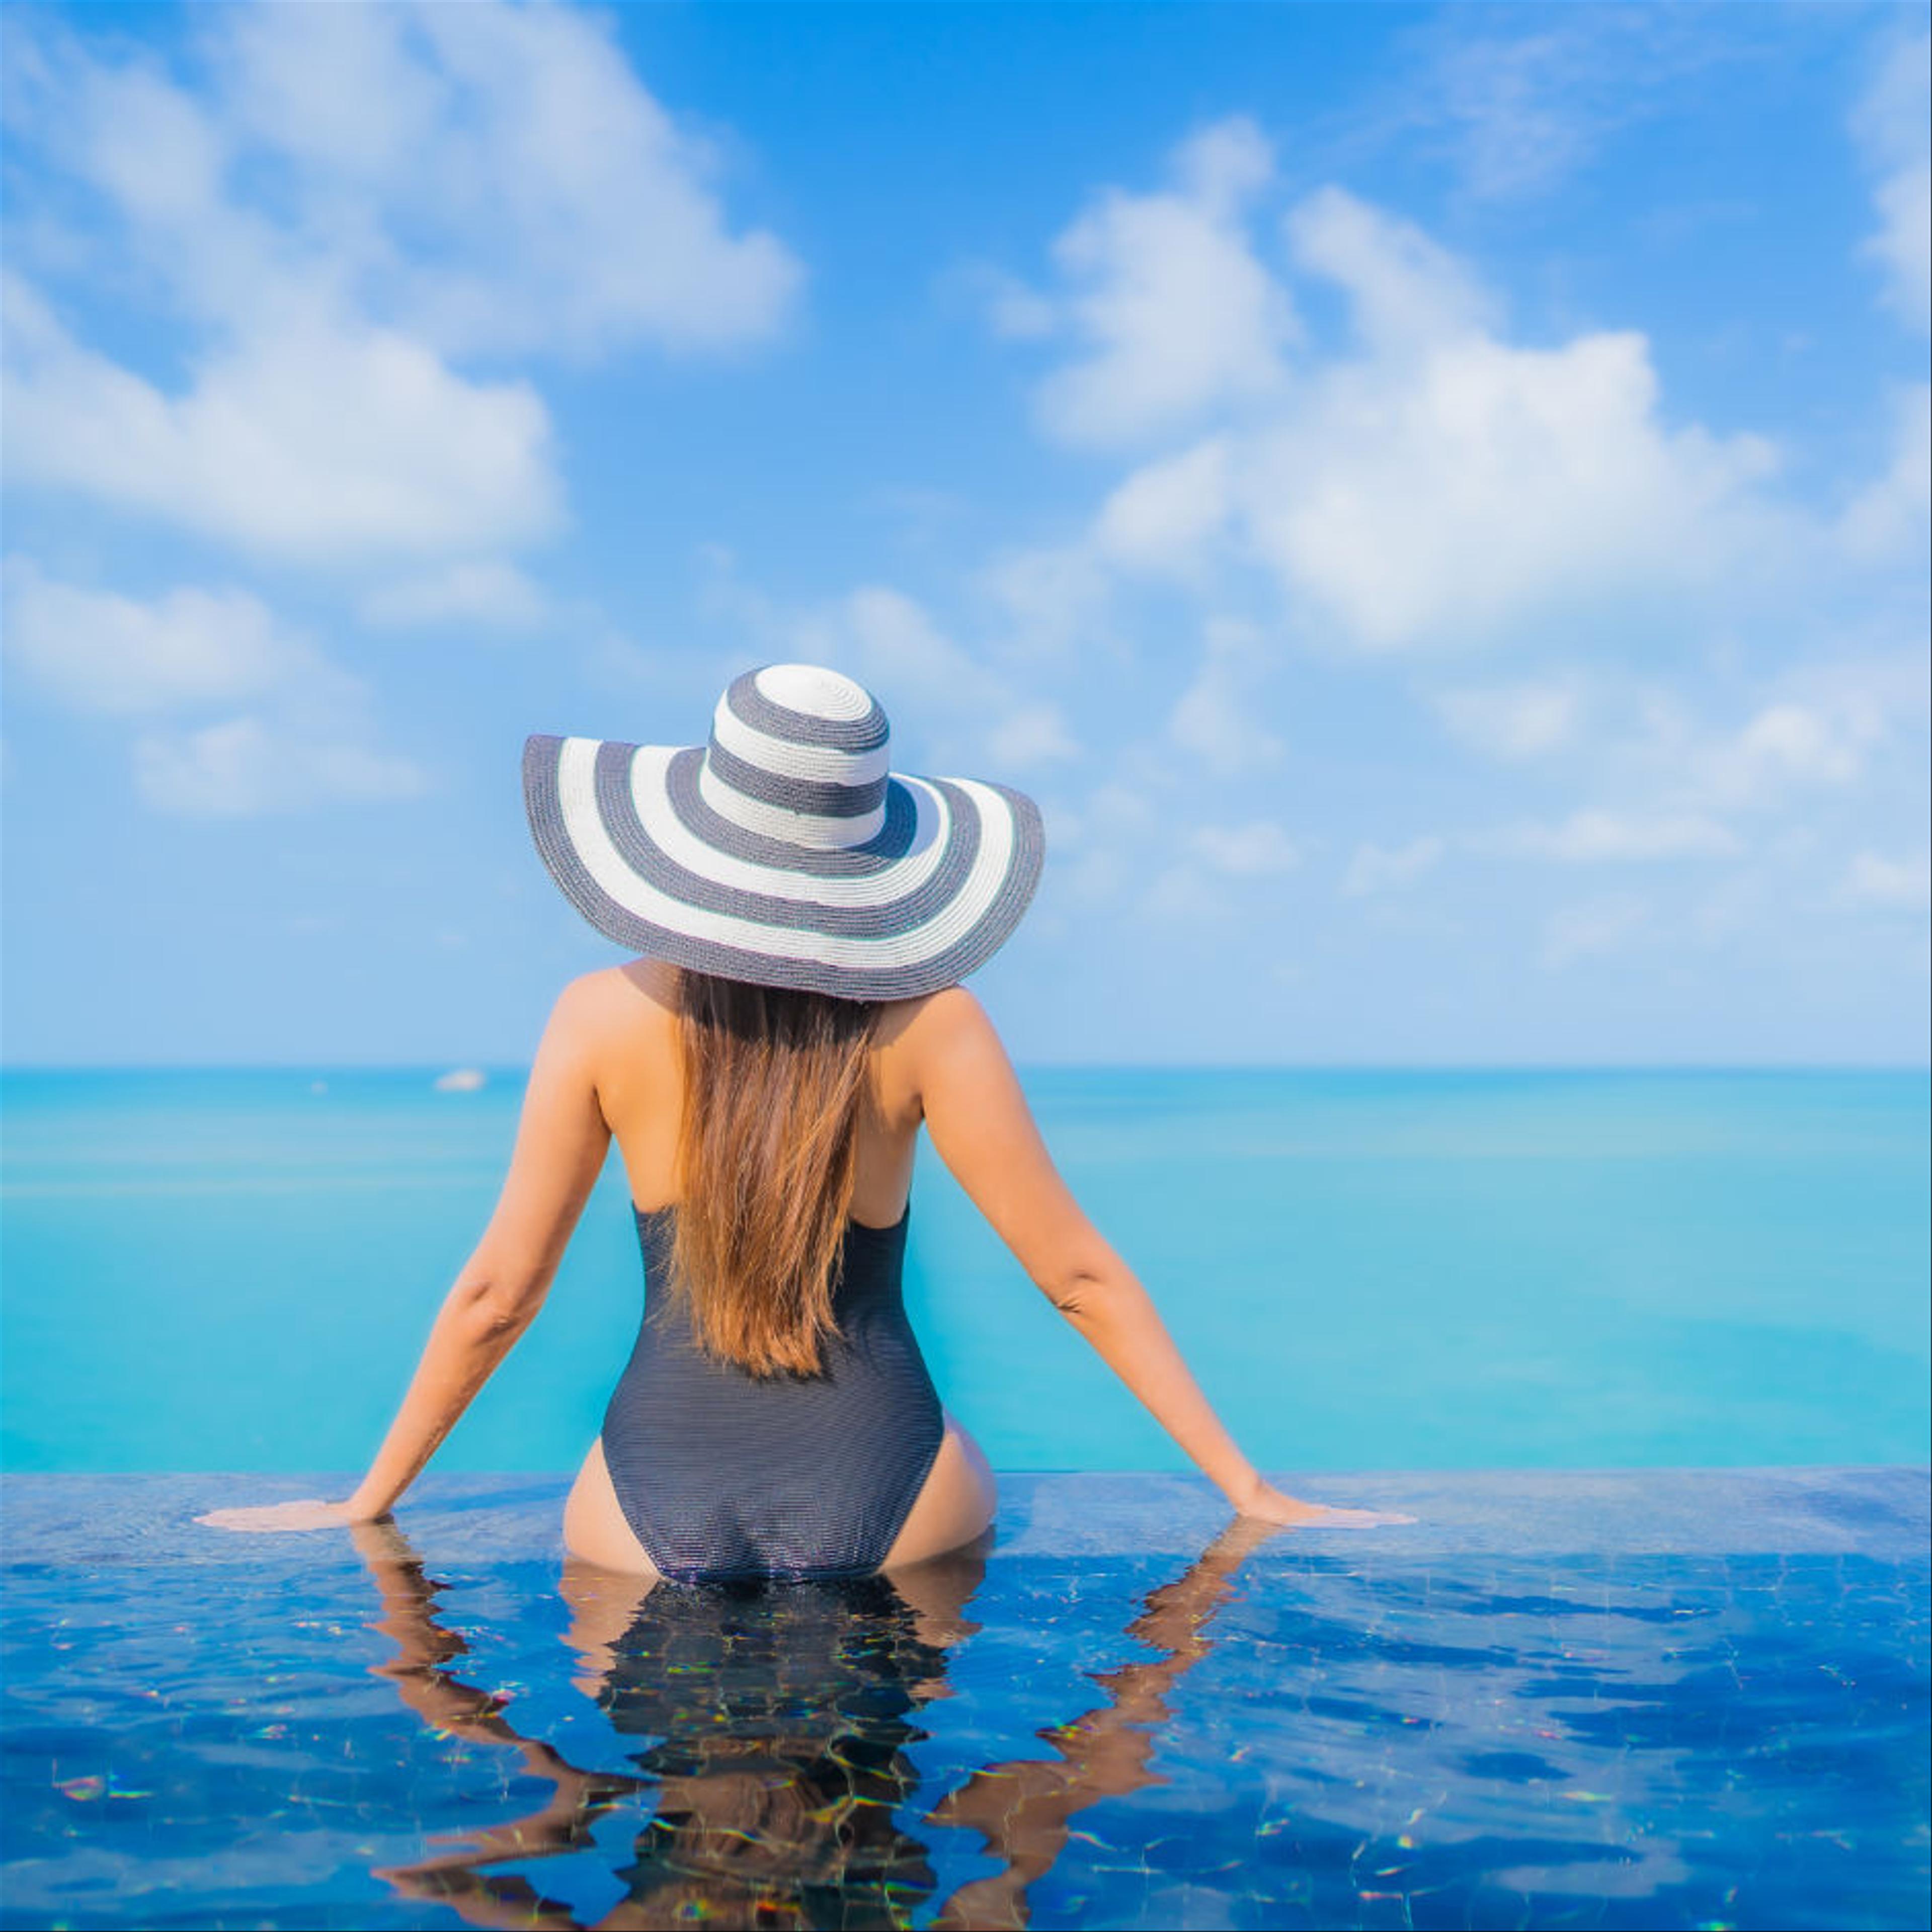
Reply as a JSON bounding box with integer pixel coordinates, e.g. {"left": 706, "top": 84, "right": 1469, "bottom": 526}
{"left": 203, "top": 663, "right": 1401, "bottom": 1575}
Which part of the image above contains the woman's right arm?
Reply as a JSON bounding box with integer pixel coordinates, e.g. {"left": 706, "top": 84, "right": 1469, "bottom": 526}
{"left": 910, "top": 988, "right": 1402, "bottom": 1528}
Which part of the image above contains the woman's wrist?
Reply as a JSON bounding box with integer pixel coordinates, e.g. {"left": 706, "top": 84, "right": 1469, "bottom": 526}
{"left": 1217, "top": 1464, "right": 1266, "bottom": 1513}
{"left": 341, "top": 1483, "right": 392, "bottom": 1524}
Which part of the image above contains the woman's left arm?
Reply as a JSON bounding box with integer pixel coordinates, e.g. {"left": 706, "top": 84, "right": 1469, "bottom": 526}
{"left": 200, "top": 977, "right": 613, "bottom": 1534}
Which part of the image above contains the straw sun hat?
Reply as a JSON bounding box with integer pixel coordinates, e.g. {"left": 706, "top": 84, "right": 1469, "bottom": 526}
{"left": 523, "top": 663, "right": 1045, "bottom": 1002}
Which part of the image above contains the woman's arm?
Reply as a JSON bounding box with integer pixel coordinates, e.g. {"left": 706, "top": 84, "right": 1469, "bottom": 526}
{"left": 911, "top": 988, "right": 1405, "bottom": 1528}
{"left": 200, "top": 976, "right": 614, "bottom": 1534}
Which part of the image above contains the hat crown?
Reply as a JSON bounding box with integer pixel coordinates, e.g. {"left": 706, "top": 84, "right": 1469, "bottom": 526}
{"left": 700, "top": 664, "right": 892, "bottom": 852}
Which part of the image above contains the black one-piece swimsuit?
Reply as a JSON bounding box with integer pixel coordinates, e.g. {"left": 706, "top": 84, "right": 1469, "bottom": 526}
{"left": 598, "top": 1200, "right": 947, "bottom": 1583}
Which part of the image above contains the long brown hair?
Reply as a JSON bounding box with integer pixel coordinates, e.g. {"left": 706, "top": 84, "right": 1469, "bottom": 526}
{"left": 669, "top": 969, "right": 882, "bottom": 1378}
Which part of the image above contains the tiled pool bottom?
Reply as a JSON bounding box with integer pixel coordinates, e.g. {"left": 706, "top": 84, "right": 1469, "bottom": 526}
{"left": 2, "top": 1471, "right": 1926, "bottom": 1931}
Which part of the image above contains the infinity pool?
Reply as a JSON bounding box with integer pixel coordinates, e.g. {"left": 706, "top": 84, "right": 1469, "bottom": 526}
{"left": 3, "top": 1467, "right": 1925, "bottom": 1929}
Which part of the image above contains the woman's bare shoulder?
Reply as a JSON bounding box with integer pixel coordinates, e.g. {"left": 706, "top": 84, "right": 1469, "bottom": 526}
{"left": 872, "top": 987, "right": 1003, "bottom": 1086}
{"left": 548, "top": 960, "right": 679, "bottom": 1049}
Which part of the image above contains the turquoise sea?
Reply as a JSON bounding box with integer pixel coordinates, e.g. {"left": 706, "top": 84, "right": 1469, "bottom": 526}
{"left": 4, "top": 1067, "right": 1926, "bottom": 1476}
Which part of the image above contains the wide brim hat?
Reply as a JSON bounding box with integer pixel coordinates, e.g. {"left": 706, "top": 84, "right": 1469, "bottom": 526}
{"left": 523, "top": 663, "right": 1045, "bottom": 1002}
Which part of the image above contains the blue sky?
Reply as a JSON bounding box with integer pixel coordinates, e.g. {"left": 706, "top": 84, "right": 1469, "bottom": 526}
{"left": 2, "top": 1, "right": 1927, "bottom": 1067}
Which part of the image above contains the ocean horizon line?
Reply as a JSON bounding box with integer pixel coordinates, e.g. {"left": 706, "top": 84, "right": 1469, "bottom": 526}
{"left": 4, "top": 1059, "right": 1929, "bottom": 1078}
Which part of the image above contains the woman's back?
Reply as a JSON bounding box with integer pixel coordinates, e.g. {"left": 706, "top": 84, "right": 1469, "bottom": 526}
{"left": 567, "top": 959, "right": 989, "bottom": 1582}
{"left": 589, "top": 958, "right": 929, "bottom": 1233}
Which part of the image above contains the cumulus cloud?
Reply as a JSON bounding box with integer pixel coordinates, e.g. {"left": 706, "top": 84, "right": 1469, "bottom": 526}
{"left": 977, "top": 542, "right": 1114, "bottom": 658}
{"left": 1685, "top": 672, "right": 1907, "bottom": 812}
{"left": 1852, "top": 29, "right": 1931, "bottom": 334}
{"left": 1837, "top": 380, "right": 1931, "bottom": 559}
{"left": 132, "top": 716, "right": 427, "bottom": 817}
{"left": 1540, "top": 893, "right": 1650, "bottom": 969}
{"left": 1433, "top": 679, "right": 1582, "bottom": 759}
{"left": 356, "top": 560, "right": 552, "bottom": 631}
{"left": 1, "top": 557, "right": 425, "bottom": 814}
{"left": 1004, "top": 117, "right": 1296, "bottom": 448}
{"left": 2, "top": 3, "right": 799, "bottom": 566}
{"left": 1845, "top": 850, "right": 1932, "bottom": 910}
{"left": 260, "top": 2, "right": 799, "bottom": 362}
{"left": 1341, "top": 836, "right": 1446, "bottom": 897}
{"left": 3, "top": 275, "right": 559, "bottom": 564}
{"left": 997, "top": 168, "right": 1791, "bottom": 655}
{"left": 9, "top": 2, "right": 801, "bottom": 362}
{"left": 985, "top": 703, "right": 1080, "bottom": 769}
{"left": 1487, "top": 810, "right": 1741, "bottom": 863}
{"left": 1093, "top": 436, "right": 1235, "bottom": 577}
{"left": 1191, "top": 820, "right": 1304, "bottom": 874}
{"left": 1283, "top": 184, "right": 1499, "bottom": 353}
{"left": 1234, "top": 295, "right": 1783, "bottom": 649}
{"left": 1168, "top": 617, "right": 1282, "bottom": 775}
{"left": 2, "top": 554, "right": 304, "bottom": 715}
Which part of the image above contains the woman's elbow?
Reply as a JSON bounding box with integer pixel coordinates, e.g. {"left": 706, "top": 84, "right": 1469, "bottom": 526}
{"left": 1040, "top": 1259, "right": 1134, "bottom": 1321}
{"left": 448, "top": 1272, "right": 544, "bottom": 1342}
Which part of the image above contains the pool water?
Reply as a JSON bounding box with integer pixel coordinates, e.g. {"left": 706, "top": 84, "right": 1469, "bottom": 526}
{"left": 3, "top": 1468, "right": 1926, "bottom": 1930}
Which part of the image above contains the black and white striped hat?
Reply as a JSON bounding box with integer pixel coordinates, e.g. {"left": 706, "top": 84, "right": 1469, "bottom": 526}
{"left": 523, "top": 664, "right": 1045, "bottom": 1002}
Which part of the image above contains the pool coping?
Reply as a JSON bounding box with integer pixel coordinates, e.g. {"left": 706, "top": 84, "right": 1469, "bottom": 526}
{"left": 3, "top": 1466, "right": 1926, "bottom": 1567}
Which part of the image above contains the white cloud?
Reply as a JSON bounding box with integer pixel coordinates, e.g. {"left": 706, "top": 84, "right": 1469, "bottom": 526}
{"left": 1732, "top": 705, "right": 1866, "bottom": 786}
{"left": 1141, "top": 861, "right": 1235, "bottom": 922}
{"left": 2, "top": 558, "right": 425, "bottom": 813}
{"left": 974, "top": 264, "right": 1059, "bottom": 341}
{"left": 1093, "top": 436, "right": 1234, "bottom": 577}
{"left": 1434, "top": 679, "right": 1582, "bottom": 759}
{"left": 1342, "top": 835, "right": 1445, "bottom": 897}
{"left": 1489, "top": 810, "right": 1741, "bottom": 863}
{"left": 357, "top": 560, "right": 551, "bottom": 631}
{"left": 1845, "top": 850, "right": 1932, "bottom": 910}
{"left": 1235, "top": 294, "right": 1783, "bottom": 649}
{"left": 840, "top": 586, "right": 1085, "bottom": 773}
{"left": 3, "top": 554, "right": 305, "bottom": 714}
{"left": 1412, "top": 21, "right": 1623, "bottom": 200}
{"left": 2, "top": 2, "right": 799, "bottom": 567}
{"left": 1376, "top": 8, "right": 1795, "bottom": 202}
{"left": 1689, "top": 686, "right": 1896, "bottom": 810}
{"left": 994, "top": 171, "right": 1792, "bottom": 653}
{"left": 1852, "top": 29, "right": 1931, "bottom": 334}
{"left": 3, "top": 272, "right": 560, "bottom": 566}
{"left": 1016, "top": 117, "right": 1296, "bottom": 448}
{"left": 1283, "top": 185, "right": 1498, "bottom": 354}
{"left": 132, "top": 716, "right": 427, "bottom": 817}
{"left": 841, "top": 584, "right": 996, "bottom": 711}
{"left": 11, "top": 3, "right": 801, "bottom": 363}
{"left": 1521, "top": 653, "right": 1929, "bottom": 825}
{"left": 977, "top": 542, "right": 1114, "bottom": 658}
{"left": 1837, "top": 380, "right": 1931, "bottom": 558}
{"left": 1191, "top": 820, "right": 1303, "bottom": 875}
{"left": 1169, "top": 618, "right": 1282, "bottom": 776}
{"left": 1045, "top": 780, "right": 1161, "bottom": 909}
{"left": 1540, "top": 893, "right": 1650, "bottom": 969}
{"left": 985, "top": 702, "right": 1080, "bottom": 769}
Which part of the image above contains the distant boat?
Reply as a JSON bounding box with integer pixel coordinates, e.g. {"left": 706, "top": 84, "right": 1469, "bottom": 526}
{"left": 433, "top": 1068, "right": 487, "bottom": 1093}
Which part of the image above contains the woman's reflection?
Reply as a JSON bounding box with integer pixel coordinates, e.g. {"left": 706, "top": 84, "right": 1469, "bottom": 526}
{"left": 352, "top": 1511, "right": 1289, "bottom": 1929}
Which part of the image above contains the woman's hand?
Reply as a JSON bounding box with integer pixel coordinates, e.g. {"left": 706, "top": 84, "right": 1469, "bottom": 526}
{"left": 195, "top": 1498, "right": 383, "bottom": 1534}
{"left": 1231, "top": 1478, "right": 1415, "bottom": 1529}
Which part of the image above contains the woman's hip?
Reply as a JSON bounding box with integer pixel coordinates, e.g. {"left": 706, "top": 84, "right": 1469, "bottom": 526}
{"left": 564, "top": 1409, "right": 995, "bottom": 1578}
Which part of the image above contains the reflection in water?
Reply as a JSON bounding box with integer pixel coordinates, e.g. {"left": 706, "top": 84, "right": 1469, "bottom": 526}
{"left": 351, "top": 1514, "right": 1285, "bottom": 1929}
